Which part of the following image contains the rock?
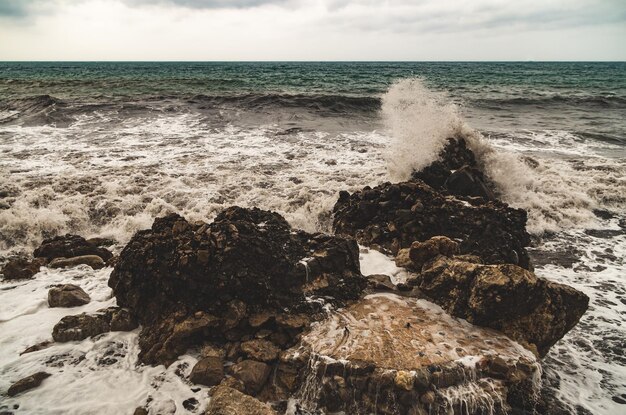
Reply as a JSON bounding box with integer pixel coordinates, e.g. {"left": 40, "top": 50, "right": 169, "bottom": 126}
{"left": 1, "top": 257, "right": 45, "bottom": 280}
{"left": 366, "top": 274, "right": 396, "bottom": 291}
{"left": 86, "top": 237, "right": 116, "bottom": 247}
{"left": 206, "top": 385, "right": 276, "bottom": 415}
{"left": 109, "top": 207, "right": 365, "bottom": 365}
{"left": 230, "top": 360, "right": 272, "bottom": 394}
{"left": 48, "top": 255, "right": 106, "bottom": 270}
{"left": 405, "top": 236, "right": 459, "bottom": 271}
{"left": 413, "top": 256, "right": 589, "bottom": 356}
{"left": 20, "top": 340, "right": 54, "bottom": 355}
{"left": 34, "top": 234, "right": 113, "bottom": 262}
{"left": 412, "top": 136, "right": 494, "bottom": 200}
{"left": 281, "top": 293, "right": 541, "bottom": 415}
{"left": 333, "top": 180, "right": 531, "bottom": 268}
{"left": 189, "top": 356, "right": 224, "bottom": 387}
{"left": 52, "top": 312, "right": 110, "bottom": 342}
{"left": 7, "top": 372, "right": 51, "bottom": 396}
{"left": 48, "top": 284, "right": 91, "bottom": 308}
{"left": 446, "top": 165, "right": 495, "bottom": 200}
{"left": 52, "top": 307, "right": 137, "bottom": 342}
{"left": 240, "top": 339, "right": 280, "bottom": 362}
{"left": 132, "top": 408, "right": 148, "bottom": 415}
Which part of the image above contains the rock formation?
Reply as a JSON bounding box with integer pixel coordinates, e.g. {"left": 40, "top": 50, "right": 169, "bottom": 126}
{"left": 34, "top": 234, "right": 113, "bottom": 263}
{"left": 7, "top": 372, "right": 51, "bottom": 397}
{"left": 333, "top": 180, "right": 531, "bottom": 268}
{"left": 108, "top": 206, "right": 366, "bottom": 365}
{"left": 1, "top": 257, "right": 46, "bottom": 280}
{"left": 52, "top": 307, "right": 137, "bottom": 342}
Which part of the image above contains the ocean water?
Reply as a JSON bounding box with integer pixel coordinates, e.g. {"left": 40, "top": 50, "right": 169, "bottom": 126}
{"left": 0, "top": 62, "right": 625, "bottom": 414}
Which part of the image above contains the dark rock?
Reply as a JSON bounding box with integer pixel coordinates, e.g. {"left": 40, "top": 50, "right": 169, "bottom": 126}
{"left": 182, "top": 398, "right": 199, "bottom": 411}
{"left": 52, "top": 307, "right": 137, "bottom": 342}
{"left": 34, "top": 234, "right": 113, "bottom": 262}
{"left": 86, "top": 237, "right": 116, "bottom": 247}
{"left": 7, "top": 372, "right": 51, "bottom": 396}
{"left": 412, "top": 136, "right": 494, "bottom": 200}
{"left": 1, "top": 257, "right": 45, "bottom": 280}
{"left": 206, "top": 385, "right": 276, "bottom": 415}
{"left": 20, "top": 340, "right": 54, "bottom": 355}
{"left": 240, "top": 339, "right": 280, "bottom": 362}
{"left": 109, "top": 207, "right": 365, "bottom": 365}
{"left": 48, "top": 284, "right": 90, "bottom": 308}
{"left": 48, "top": 255, "right": 106, "bottom": 270}
{"left": 413, "top": 256, "right": 589, "bottom": 356}
{"left": 132, "top": 408, "right": 148, "bottom": 415}
{"left": 189, "top": 356, "right": 224, "bottom": 387}
{"left": 406, "top": 235, "right": 459, "bottom": 271}
{"left": 366, "top": 274, "right": 396, "bottom": 291}
{"left": 333, "top": 180, "right": 531, "bottom": 268}
{"left": 230, "top": 359, "right": 272, "bottom": 394}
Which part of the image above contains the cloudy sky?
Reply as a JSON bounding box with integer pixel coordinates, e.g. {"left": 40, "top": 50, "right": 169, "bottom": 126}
{"left": 0, "top": 0, "right": 624, "bottom": 60}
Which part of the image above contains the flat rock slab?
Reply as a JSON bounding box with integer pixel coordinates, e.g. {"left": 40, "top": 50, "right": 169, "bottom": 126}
{"left": 301, "top": 293, "right": 535, "bottom": 370}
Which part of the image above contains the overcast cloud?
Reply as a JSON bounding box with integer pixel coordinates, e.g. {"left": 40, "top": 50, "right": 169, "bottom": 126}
{"left": 0, "top": 0, "right": 624, "bottom": 60}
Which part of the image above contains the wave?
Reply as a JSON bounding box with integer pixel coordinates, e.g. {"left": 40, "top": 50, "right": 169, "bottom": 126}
{"left": 381, "top": 78, "right": 626, "bottom": 234}
{"left": 473, "top": 94, "right": 626, "bottom": 108}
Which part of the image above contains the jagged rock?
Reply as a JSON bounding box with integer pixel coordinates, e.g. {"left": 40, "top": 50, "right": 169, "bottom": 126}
{"left": 240, "top": 339, "right": 280, "bottom": 362}
{"left": 1, "top": 257, "right": 45, "bottom": 280}
{"left": 410, "top": 256, "right": 589, "bottom": 356}
{"left": 230, "top": 360, "right": 272, "bottom": 395}
{"left": 206, "top": 385, "right": 276, "bottom": 415}
{"left": 412, "top": 137, "right": 494, "bottom": 200}
{"left": 48, "top": 284, "right": 90, "bottom": 308}
{"left": 85, "top": 237, "right": 116, "bottom": 247}
{"left": 48, "top": 255, "right": 106, "bottom": 270}
{"left": 34, "top": 234, "right": 113, "bottom": 262}
{"left": 7, "top": 372, "right": 51, "bottom": 396}
{"left": 20, "top": 340, "right": 53, "bottom": 355}
{"left": 333, "top": 180, "right": 531, "bottom": 268}
{"left": 189, "top": 356, "right": 224, "bottom": 387}
{"left": 281, "top": 293, "right": 541, "bottom": 415}
{"left": 366, "top": 274, "right": 396, "bottom": 291}
{"left": 132, "top": 408, "right": 148, "bottom": 415}
{"left": 52, "top": 307, "right": 137, "bottom": 342}
{"left": 405, "top": 236, "right": 459, "bottom": 271}
{"left": 109, "top": 207, "right": 365, "bottom": 365}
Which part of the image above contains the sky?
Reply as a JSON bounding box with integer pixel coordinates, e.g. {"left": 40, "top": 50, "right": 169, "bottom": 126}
{"left": 0, "top": 0, "right": 624, "bottom": 61}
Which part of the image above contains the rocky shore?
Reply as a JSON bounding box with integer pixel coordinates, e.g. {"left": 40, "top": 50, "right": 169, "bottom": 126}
{"left": 1, "top": 137, "right": 589, "bottom": 414}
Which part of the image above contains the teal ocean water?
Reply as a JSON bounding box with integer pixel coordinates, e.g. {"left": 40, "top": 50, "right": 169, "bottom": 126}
{"left": 0, "top": 62, "right": 625, "bottom": 414}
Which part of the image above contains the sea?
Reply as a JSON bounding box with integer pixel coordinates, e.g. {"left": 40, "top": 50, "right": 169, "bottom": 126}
{"left": 0, "top": 62, "right": 624, "bottom": 414}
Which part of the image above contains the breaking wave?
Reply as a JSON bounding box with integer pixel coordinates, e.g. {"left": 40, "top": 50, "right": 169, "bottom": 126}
{"left": 382, "top": 78, "right": 626, "bottom": 234}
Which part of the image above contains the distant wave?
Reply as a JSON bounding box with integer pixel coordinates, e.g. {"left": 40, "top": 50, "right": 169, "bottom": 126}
{"left": 186, "top": 93, "right": 381, "bottom": 113}
{"left": 473, "top": 94, "right": 626, "bottom": 108}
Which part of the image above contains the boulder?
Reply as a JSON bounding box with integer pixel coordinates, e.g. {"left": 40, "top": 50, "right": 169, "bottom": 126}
{"left": 206, "top": 385, "right": 277, "bottom": 415}
{"left": 333, "top": 180, "right": 531, "bottom": 268}
{"left": 52, "top": 307, "right": 137, "bottom": 342}
{"left": 189, "top": 356, "right": 224, "bottom": 387}
{"left": 7, "top": 372, "right": 51, "bottom": 396}
{"left": 1, "top": 257, "right": 45, "bottom": 280}
{"left": 406, "top": 235, "right": 459, "bottom": 271}
{"left": 34, "top": 234, "right": 113, "bottom": 262}
{"left": 412, "top": 136, "right": 494, "bottom": 200}
{"left": 48, "top": 255, "right": 106, "bottom": 270}
{"left": 230, "top": 360, "right": 272, "bottom": 395}
{"left": 280, "top": 293, "right": 541, "bottom": 415}
{"left": 108, "top": 207, "right": 366, "bottom": 365}
{"left": 20, "top": 340, "right": 53, "bottom": 355}
{"left": 410, "top": 256, "right": 589, "bottom": 356}
{"left": 48, "top": 284, "right": 91, "bottom": 308}
{"left": 240, "top": 339, "right": 280, "bottom": 362}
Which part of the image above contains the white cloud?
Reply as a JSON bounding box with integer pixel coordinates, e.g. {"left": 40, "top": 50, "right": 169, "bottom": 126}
{"left": 0, "top": 0, "right": 624, "bottom": 60}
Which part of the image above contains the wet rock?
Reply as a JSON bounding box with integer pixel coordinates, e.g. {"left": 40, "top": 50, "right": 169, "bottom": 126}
{"left": 230, "top": 360, "right": 272, "bottom": 395}
{"left": 85, "top": 237, "right": 116, "bottom": 247}
{"left": 7, "top": 372, "right": 51, "bottom": 397}
{"left": 206, "top": 385, "right": 276, "bottom": 415}
{"left": 240, "top": 339, "right": 280, "bottom": 362}
{"left": 48, "top": 284, "right": 90, "bottom": 308}
{"left": 109, "top": 207, "right": 365, "bottom": 365}
{"left": 34, "top": 234, "right": 113, "bottom": 262}
{"left": 412, "top": 256, "right": 589, "bottom": 356}
{"left": 132, "top": 407, "right": 148, "bottom": 415}
{"left": 189, "top": 356, "right": 224, "bottom": 387}
{"left": 282, "top": 293, "right": 540, "bottom": 415}
{"left": 366, "top": 274, "right": 396, "bottom": 291}
{"left": 52, "top": 307, "right": 137, "bottom": 342}
{"left": 1, "top": 257, "right": 45, "bottom": 280}
{"left": 405, "top": 236, "right": 459, "bottom": 271}
{"left": 333, "top": 179, "right": 531, "bottom": 268}
{"left": 48, "top": 255, "right": 106, "bottom": 270}
{"left": 20, "top": 340, "right": 54, "bottom": 355}
{"left": 412, "top": 136, "right": 494, "bottom": 200}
